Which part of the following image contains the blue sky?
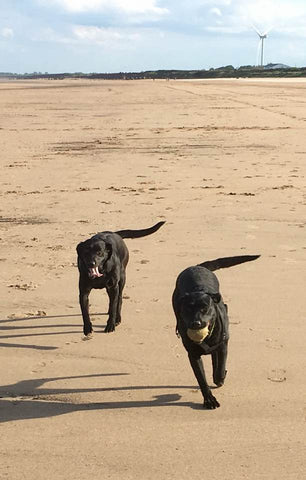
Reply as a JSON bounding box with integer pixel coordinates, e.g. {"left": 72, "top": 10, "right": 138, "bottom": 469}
{"left": 1, "top": 0, "right": 306, "bottom": 73}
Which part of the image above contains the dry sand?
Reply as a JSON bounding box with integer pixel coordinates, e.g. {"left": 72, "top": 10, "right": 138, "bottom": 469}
{"left": 0, "top": 78, "right": 305, "bottom": 479}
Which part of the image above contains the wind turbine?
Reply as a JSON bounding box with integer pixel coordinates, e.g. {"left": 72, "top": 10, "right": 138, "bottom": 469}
{"left": 252, "top": 26, "right": 271, "bottom": 67}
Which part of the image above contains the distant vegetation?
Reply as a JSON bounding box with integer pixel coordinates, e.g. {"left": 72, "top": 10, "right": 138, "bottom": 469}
{"left": 1, "top": 64, "right": 306, "bottom": 80}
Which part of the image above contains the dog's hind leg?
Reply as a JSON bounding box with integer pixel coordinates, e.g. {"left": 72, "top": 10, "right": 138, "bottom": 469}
{"left": 171, "top": 292, "right": 181, "bottom": 337}
{"left": 212, "top": 341, "right": 228, "bottom": 387}
{"left": 212, "top": 352, "right": 219, "bottom": 385}
{"left": 115, "top": 271, "right": 126, "bottom": 326}
{"left": 188, "top": 353, "right": 220, "bottom": 409}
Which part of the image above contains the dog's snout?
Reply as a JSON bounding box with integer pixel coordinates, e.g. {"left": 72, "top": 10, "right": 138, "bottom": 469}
{"left": 191, "top": 320, "right": 202, "bottom": 329}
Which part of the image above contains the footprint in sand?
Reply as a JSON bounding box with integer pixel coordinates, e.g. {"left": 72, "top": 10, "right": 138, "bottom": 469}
{"left": 267, "top": 368, "right": 286, "bottom": 383}
{"left": 31, "top": 362, "right": 47, "bottom": 373}
{"left": 8, "top": 283, "right": 38, "bottom": 291}
{"left": 265, "top": 338, "right": 283, "bottom": 350}
{"left": 279, "top": 244, "right": 297, "bottom": 251}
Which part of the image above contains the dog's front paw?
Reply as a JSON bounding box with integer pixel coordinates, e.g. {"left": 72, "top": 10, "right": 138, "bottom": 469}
{"left": 214, "top": 380, "right": 224, "bottom": 388}
{"left": 203, "top": 392, "right": 220, "bottom": 409}
{"left": 82, "top": 332, "right": 93, "bottom": 341}
{"left": 83, "top": 323, "right": 93, "bottom": 336}
{"left": 213, "top": 369, "right": 227, "bottom": 387}
{"left": 104, "top": 322, "right": 115, "bottom": 333}
{"left": 213, "top": 376, "right": 225, "bottom": 387}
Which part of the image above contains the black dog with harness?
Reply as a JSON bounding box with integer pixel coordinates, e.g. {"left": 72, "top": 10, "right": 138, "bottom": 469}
{"left": 172, "top": 255, "right": 260, "bottom": 409}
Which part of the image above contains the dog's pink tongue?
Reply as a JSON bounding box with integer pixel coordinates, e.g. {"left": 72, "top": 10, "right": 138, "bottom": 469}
{"left": 89, "top": 267, "right": 103, "bottom": 278}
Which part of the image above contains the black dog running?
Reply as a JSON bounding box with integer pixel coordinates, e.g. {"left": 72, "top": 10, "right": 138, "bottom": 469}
{"left": 172, "top": 255, "right": 260, "bottom": 409}
{"left": 77, "top": 221, "right": 165, "bottom": 336}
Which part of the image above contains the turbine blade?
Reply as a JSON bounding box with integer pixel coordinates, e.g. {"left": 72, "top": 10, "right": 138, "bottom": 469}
{"left": 251, "top": 24, "right": 261, "bottom": 36}
{"left": 263, "top": 27, "right": 273, "bottom": 36}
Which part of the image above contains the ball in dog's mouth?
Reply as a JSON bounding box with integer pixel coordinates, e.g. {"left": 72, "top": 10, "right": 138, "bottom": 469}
{"left": 187, "top": 326, "right": 209, "bottom": 343}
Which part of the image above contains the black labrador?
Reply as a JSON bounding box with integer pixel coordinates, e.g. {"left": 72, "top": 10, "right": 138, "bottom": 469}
{"left": 172, "top": 255, "right": 260, "bottom": 409}
{"left": 77, "top": 221, "right": 165, "bottom": 336}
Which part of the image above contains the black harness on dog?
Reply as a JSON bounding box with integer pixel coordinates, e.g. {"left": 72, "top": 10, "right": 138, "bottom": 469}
{"left": 190, "top": 291, "right": 229, "bottom": 354}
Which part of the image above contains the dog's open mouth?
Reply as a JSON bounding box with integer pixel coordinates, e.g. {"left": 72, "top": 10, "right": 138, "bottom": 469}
{"left": 88, "top": 266, "right": 103, "bottom": 279}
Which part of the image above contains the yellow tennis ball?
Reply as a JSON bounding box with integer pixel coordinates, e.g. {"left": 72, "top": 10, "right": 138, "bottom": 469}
{"left": 187, "top": 326, "right": 209, "bottom": 343}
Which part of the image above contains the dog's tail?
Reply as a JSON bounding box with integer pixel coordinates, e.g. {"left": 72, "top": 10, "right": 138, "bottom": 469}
{"left": 115, "top": 221, "right": 165, "bottom": 239}
{"left": 198, "top": 255, "right": 260, "bottom": 272}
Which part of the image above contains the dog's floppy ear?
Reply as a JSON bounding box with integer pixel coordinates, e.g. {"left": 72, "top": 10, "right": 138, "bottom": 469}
{"left": 76, "top": 242, "right": 84, "bottom": 255}
{"left": 211, "top": 293, "right": 221, "bottom": 303}
{"left": 105, "top": 242, "right": 113, "bottom": 260}
{"left": 179, "top": 292, "right": 190, "bottom": 305}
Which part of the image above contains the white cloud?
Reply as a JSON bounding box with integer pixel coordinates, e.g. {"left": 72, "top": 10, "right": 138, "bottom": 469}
{"left": 46, "top": 0, "right": 168, "bottom": 15}
{"left": 242, "top": 0, "right": 305, "bottom": 24}
{"left": 30, "top": 27, "right": 74, "bottom": 44}
{"left": 29, "top": 24, "right": 141, "bottom": 47}
{"left": 74, "top": 25, "right": 121, "bottom": 41}
{"left": 36, "top": 1, "right": 306, "bottom": 37}
{"left": 243, "top": 1, "right": 305, "bottom": 29}
{"left": 197, "top": 0, "right": 306, "bottom": 37}
{"left": 1, "top": 27, "right": 14, "bottom": 39}
{"left": 210, "top": 7, "right": 222, "bottom": 16}
{"left": 72, "top": 25, "right": 140, "bottom": 44}
{"left": 60, "top": 0, "right": 105, "bottom": 11}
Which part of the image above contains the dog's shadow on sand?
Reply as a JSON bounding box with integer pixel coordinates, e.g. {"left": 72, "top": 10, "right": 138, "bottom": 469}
{"left": 0, "top": 312, "right": 107, "bottom": 351}
{"left": 1, "top": 314, "right": 212, "bottom": 420}
{"left": 0, "top": 373, "right": 205, "bottom": 422}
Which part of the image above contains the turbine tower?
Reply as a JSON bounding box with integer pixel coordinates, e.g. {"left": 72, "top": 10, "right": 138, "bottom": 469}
{"left": 252, "top": 26, "right": 271, "bottom": 67}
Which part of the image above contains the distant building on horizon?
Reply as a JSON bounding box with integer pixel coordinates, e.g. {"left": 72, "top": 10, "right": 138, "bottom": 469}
{"left": 264, "top": 63, "right": 291, "bottom": 70}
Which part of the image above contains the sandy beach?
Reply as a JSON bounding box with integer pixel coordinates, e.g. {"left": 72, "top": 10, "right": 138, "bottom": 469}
{"left": 0, "top": 78, "right": 305, "bottom": 479}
